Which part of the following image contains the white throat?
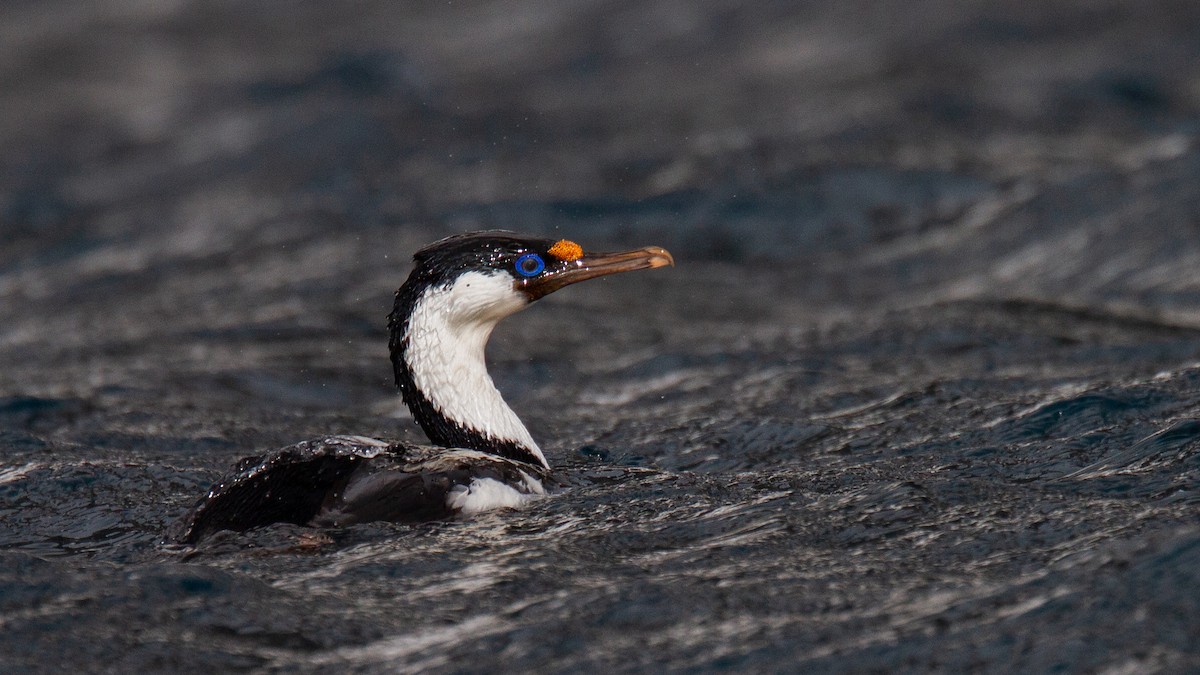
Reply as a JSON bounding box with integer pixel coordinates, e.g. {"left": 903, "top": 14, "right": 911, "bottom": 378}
{"left": 404, "top": 270, "right": 547, "bottom": 468}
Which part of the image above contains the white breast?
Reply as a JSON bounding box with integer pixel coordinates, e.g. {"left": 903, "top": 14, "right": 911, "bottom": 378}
{"left": 445, "top": 472, "right": 546, "bottom": 515}
{"left": 404, "top": 270, "right": 548, "bottom": 468}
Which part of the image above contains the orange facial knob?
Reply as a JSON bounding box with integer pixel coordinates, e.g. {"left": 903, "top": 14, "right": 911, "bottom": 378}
{"left": 548, "top": 239, "right": 584, "bottom": 262}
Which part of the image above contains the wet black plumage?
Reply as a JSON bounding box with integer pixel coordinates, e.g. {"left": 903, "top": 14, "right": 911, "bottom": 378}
{"left": 180, "top": 437, "right": 550, "bottom": 544}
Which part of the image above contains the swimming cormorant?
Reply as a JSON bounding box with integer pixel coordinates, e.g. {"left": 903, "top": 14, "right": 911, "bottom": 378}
{"left": 180, "top": 231, "right": 673, "bottom": 543}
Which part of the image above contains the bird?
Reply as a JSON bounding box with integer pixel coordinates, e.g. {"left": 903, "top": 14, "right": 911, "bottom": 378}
{"left": 179, "top": 231, "right": 673, "bottom": 543}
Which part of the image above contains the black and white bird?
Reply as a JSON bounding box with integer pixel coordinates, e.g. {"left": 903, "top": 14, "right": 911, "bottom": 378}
{"left": 180, "top": 231, "right": 673, "bottom": 543}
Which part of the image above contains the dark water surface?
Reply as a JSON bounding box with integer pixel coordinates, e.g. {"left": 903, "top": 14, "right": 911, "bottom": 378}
{"left": 3, "top": 1, "right": 1200, "bottom": 672}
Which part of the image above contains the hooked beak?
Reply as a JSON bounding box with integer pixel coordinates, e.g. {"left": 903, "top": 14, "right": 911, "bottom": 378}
{"left": 519, "top": 246, "right": 674, "bottom": 301}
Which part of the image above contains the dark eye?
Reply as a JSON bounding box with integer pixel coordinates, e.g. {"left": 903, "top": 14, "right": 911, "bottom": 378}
{"left": 514, "top": 253, "right": 545, "bottom": 277}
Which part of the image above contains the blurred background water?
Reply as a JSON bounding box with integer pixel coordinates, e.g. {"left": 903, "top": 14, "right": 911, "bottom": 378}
{"left": 1, "top": 1, "right": 1199, "bottom": 672}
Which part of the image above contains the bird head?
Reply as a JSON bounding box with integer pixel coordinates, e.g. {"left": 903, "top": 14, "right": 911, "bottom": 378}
{"left": 388, "top": 231, "right": 674, "bottom": 466}
{"left": 404, "top": 230, "right": 673, "bottom": 312}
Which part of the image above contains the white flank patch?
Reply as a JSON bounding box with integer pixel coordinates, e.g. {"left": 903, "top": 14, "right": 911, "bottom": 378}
{"left": 445, "top": 476, "right": 544, "bottom": 515}
{"left": 405, "top": 270, "right": 548, "bottom": 468}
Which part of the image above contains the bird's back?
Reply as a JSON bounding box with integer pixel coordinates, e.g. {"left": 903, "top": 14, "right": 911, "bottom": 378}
{"left": 179, "top": 435, "right": 550, "bottom": 543}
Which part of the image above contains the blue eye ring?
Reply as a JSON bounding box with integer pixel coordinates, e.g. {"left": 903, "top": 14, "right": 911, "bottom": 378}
{"left": 514, "top": 253, "right": 545, "bottom": 277}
